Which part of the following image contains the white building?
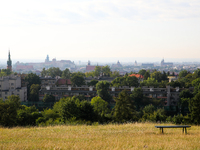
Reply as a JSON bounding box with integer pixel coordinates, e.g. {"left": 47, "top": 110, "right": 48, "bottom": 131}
{"left": 0, "top": 75, "right": 27, "bottom": 101}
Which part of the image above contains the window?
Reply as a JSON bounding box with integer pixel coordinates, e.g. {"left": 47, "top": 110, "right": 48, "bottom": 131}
{"left": 5, "top": 92, "right": 7, "bottom": 95}
{"left": 11, "top": 83, "right": 14, "bottom": 85}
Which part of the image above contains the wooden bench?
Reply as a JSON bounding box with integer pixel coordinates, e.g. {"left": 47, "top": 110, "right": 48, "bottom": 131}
{"left": 155, "top": 125, "right": 191, "bottom": 134}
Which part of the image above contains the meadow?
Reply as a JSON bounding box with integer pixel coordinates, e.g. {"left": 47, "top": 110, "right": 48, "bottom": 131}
{"left": 0, "top": 123, "right": 200, "bottom": 150}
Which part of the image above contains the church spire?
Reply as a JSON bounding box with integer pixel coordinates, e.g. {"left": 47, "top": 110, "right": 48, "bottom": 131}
{"left": 7, "top": 50, "right": 12, "bottom": 71}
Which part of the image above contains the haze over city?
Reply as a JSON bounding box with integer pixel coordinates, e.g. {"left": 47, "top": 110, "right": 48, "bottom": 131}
{"left": 0, "top": 0, "right": 200, "bottom": 63}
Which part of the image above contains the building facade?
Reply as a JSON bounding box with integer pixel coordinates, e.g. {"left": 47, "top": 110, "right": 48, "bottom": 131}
{"left": 39, "top": 76, "right": 189, "bottom": 107}
{"left": 0, "top": 75, "right": 27, "bottom": 101}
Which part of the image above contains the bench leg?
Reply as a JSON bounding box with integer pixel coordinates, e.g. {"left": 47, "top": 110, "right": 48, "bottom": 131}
{"left": 162, "top": 128, "right": 163, "bottom": 133}
{"left": 185, "top": 128, "right": 187, "bottom": 134}
{"left": 183, "top": 127, "right": 184, "bottom": 133}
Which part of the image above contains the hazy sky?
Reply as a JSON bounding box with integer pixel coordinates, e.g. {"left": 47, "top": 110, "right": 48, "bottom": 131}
{"left": 0, "top": 0, "right": 200, "bottom": 62}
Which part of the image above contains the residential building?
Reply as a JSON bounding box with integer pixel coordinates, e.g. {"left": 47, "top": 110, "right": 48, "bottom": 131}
{"left": 39, "top": 76, "right": 189, "bottom": 107}
{"left": 0, "top": 75, "right": 27, "bottom": 101}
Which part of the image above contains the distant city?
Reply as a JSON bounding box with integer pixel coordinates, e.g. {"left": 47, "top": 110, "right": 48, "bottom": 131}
{"left": 1, "top": 51, "right": 200, "bottom": 76}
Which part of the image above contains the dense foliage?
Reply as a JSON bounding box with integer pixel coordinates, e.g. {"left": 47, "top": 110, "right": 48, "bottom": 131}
{"left": 2, "top": 69, "right": 200, "bottom": 127}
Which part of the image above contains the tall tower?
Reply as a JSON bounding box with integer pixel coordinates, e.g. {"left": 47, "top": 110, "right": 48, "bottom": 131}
{"left": 45, "top": 54, "right": 49, "bottom": 62}
{"left": 7, "top": 51, "right": 12, "bottom": 71}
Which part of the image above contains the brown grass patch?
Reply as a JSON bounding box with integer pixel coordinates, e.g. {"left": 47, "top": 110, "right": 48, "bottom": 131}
{"left": 0, "top": 123, "right": 200, "bottom": 150}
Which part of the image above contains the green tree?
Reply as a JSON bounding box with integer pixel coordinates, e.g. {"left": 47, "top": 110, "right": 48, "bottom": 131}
{"left": 41, "top": 68, "right": 47, "bottom": 77}
{"left": 138, "top": 69, "right": 146, "bottom": 76}
{"left": 29, "top": 84, "right": 40, "bottom": 101}
{"left": 189, "top": 92, "right": 200, "bottom": 124}
{"left": 111, "top": 77, "right": 125, "bottom": 87}
{"left": 179, "top": 89, "right": 193, "bottom": 99}
{"left": 102, "top": 65, "right": 111, "bottom": 76}
{"left": 17, "top": 105, "right": 42, "bottom": 126}
{"left": 25, "top": 73, "right": 41, "bottom": 99}
{"left": 110, "top": 71, "right": 120, "bottom": 77}
{"left": 125, "top": 76, "right": 139, "bottom": 87}
{"left": 91, "top": 96, "right": 109, "bottom": 119}
{"left": 79, "top": 100, "right": 96, "bottom": 122}
{"left": 113, "top": 90, "right": 136, "bottom": 122}
{"left": 87, "top": 79, "right": 98, "bottom": 86}
{"left": 94, "top": 66, "right": 102, "bottom": 77}
{"left": 59, "top": 97, "right": 80, "bottom": 121}
{"left": 0, "top": 69, "right": 12, "bottom": 77}
{"left": 144, "top": 71, "right": 150, "bottom": 80}
{"left": 43, "top": 94, "right": 56, "bottom": 102}
{"left": 0, "top": 95, "right": 21, "bottom": 127}
{"left": 71, "top": 72, "right": 85, "bottom": 78}
{"left": 130, "top": 88, "right": 144, "bottom": 110}
{"left": 179, "top": 70, "right": 189, "bottom": 78}
{"left": 194, "top": 69, "right": 200, "bottom": 78}
{"left": 140, "top": 77, "right": 159, "bottom": 87}
{"left": 192, "top": 78, "right": 200, "bottom": 95}
{"left": 47, "top": 67, "right": 62, "bottom": 78}
{"left": 151, "top": 71, "right": 164, "bottom": 82}
{"left": 71, "top": 75, "right": 85, "bottom": 86}
{"left": 61, "top": 68, "right": 70, "bottom": 79}
{"left": 96, "top": 81, "right": 112, "bottom": 103}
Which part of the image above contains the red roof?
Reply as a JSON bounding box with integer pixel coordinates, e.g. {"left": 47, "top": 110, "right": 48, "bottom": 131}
{"left": 86, "top": 65, "right": 96, "bottom": 71}
{"left": 129, "top": 74, "right": 144, "bottom": 79}
{"left": 57, "top": 79, "right": 71, "bottom": 85}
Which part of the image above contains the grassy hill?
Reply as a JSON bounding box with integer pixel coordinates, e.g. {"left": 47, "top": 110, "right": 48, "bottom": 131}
{"left": 0, "top": 123, "right": 200, "bottom": 150}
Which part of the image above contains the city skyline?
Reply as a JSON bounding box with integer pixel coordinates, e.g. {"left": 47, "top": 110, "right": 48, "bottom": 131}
{"left": 0, "top": 0, "right": 200, "bottom": 61}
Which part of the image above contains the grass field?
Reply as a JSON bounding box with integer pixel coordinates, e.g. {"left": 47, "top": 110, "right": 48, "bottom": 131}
{"left": 0, "top": 123, "right": 200, "bottom": 150}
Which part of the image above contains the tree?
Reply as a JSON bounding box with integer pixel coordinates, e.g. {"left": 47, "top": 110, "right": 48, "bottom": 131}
{"left": 59, "top": 97, "right": 80, "bottom": 121}
{"left": 179, "top": 90, "right": 193, "bottom": 99}
{"left": 144, "top": 71, "right": 150, "bottom": 80}
{"left": 130, "top": 88, "right": 144, "bottom": 110}
{"left": 29, "top": 84, "right": 40, "bottom": 101}
{"left": 113, "top": 90, "right": 136, "bottom": 122}
{"left": 110, "top": 71, "right": 120, "bottom": 77}
{"left": 111, "top": 77, "right": 125, "bottom": 87}
{"left": 71, "top": 75, "right": 85, "bottom": 87}
{"left": 71, "top": 72, "right": 85, "bottom": 78}
{"left": 138, "top": 69, "right": 146, "bottom": 76}
{"left": 79, "top": 100, "right": 96, "bottom": 122}
{"left": 96, "top": 81, "right": 112, "bottom": 103}
{"left": 0, "top": 95, "right": 21, "bottom": 127}
{"left": 17, "top": 105, "right": 42, "bottom": 126}
{"left": 41, "top": 68, "right": 47, "bottom": 77}
{"left": 47, "top": 67, "right": 62, "bottom": 78}
{"left": 87, "top": 79, "right": 98, "bottom": 86}
{"left": 91, "top": 96, "right": 109, "bottom": 119}
{"left": 0, "top": 69, "right": 12, "bottom": 77}
{"left": 61, "top": 68, "right": 70, "bottom": 79}
{"left": 189, "top": 92, "right": 200, "bottom": 124}
{"left": 194, "top": 69, "right": 200, "bottom": 78}
{"left": 102, "top": 65, "right": 111, "bottom": 76}
{"left": 94, "top": 66, "right": 102, "bottom": 77}
{"left": 140, "top": 77, "right": 159, "bottom": 87}
{"left": 179, "top": 70, "right": 189, "bottom": 78}
{"left": 43, "top": 94, "right": 56, "bottom": 102}
{"left": 192, "top": 78, "right": 200, "bottom": 95}
{"left": 111, "top": 76, "right": 139, "bottom": 87}
{"left": 151, "top": 71, "right": 164, "bottom": 82}
{"left": 125, "top": 76, "right": 139, "bottom": 87}
{"left": 25, "top": 73, "right": 41, "bottom": 99}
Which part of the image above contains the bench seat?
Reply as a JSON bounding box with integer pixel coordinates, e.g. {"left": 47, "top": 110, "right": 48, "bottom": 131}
{"left": 155, "top": 125, "right": 191, "bottom": 134}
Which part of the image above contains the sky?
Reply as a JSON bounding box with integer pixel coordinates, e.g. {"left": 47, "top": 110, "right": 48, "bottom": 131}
{"left": 0, "top": 0, "right": 200, "bottom": 63}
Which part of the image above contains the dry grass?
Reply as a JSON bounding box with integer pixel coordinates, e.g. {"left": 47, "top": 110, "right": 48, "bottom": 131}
{"left": 0, "top": 123, "right": 200, "bottom": 150}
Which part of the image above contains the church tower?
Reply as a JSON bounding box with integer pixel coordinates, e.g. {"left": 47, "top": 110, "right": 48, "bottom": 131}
{"left": 7, "top": 51, "right": 12, "bottom": 71}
